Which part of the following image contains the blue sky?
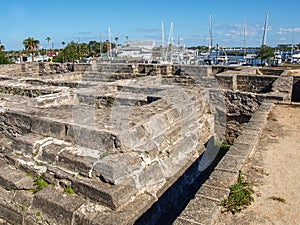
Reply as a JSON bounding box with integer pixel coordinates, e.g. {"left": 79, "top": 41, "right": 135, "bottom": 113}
{"left": 1, "top": 0, "right": 300, "bottom": 50}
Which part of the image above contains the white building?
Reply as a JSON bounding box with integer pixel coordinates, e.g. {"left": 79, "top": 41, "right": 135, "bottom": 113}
{"left": 117, "top": 40, "right": 155, "bottom": 60}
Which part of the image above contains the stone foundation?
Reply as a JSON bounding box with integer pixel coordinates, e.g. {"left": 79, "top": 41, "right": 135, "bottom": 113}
{"left": 0, "top": 63, "right": 293, "bottom": 224}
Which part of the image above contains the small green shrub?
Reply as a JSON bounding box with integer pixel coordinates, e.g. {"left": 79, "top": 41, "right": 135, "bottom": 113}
{"left": 215, "top": 140, "right": 231, "bottom": 152}
{"left": 32, "top": 176, "right": 48, "bottom": 194}
{"left": 64, "top": 187, "right": 75, "bottom": 195}
{"left": 99, "top": 150, "right": 110, "bottom": 159}
{"left": 19, "top": 205, "right": 26, "bottom": 211}
{"left": 222, "top": 172, "right": 254, "bottom": 214}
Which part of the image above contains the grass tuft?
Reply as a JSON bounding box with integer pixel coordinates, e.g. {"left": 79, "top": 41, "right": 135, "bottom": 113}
{"left": 222, "top": 171, "right": 254, "bottom": 214}
{"left": 99, "top": 150, "right": 110, "bottom": 159}
{"left": 32, "top": 176, "right": 48, "bottom": 194}
{"left": 64, "top": 187, "right": 75, "bottom": 195}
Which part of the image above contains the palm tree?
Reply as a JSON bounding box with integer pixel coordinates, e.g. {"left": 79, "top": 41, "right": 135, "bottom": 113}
{"left": 23, "top": 37, "right": 40, "bottom": 62}
{"left": 61, "top": 41, "right": 66, "bottom": 63}
{"left": 46, "top": 37, "right": 51, "bottom": 51}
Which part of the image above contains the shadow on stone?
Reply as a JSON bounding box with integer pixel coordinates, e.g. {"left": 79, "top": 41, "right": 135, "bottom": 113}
{"left": 134, "top": 137, "right": 229, "bottom": 225}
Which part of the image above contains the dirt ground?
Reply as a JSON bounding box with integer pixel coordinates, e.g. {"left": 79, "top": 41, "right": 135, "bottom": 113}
{"left": 288, "top": 68, "right": 300, "bottom": 76}
{"left": 214, "top": 104, "right": 300, "bottom": 225}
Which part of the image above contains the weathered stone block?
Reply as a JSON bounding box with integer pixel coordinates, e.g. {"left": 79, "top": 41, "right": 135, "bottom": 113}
{"left": 226, "top": 143, "right": 253, "bottom": 158}
{"left": 72, "top": 178, "right": 137, "bottom": 210}
{"left": 32, "top": 187, "right": 85, "bottom": 225}
{"left": 93, "top": 152, "right": 142, "bottom": 184}
{"left": 91, "top": 193, "right": 155, "bottom": 225}
{"left": 205, "top": 169, "right": 239, "bottom": 189}
{"left": 30, "top": 117, "right": 50, "bottom": 136}
{"left": 13, "top": 190, "right": 34, "bottom": 208}
{"left": 215, "top": 155, "right": 245, "bottom": 173}
{"left": 196, "top": 184, "right": 230, "bottom": 202}
{"left": 174, "top": 196, "right": 220, "bottom": 225}
{"left": 0, "top": 165, "right": 34, "bottom": 190}
{"left": 143, "top": 115, "right": 170, "bottom": 137}
{"left": 133, "top": 140, "right": 159, "bottom": 159}
{"left": 139, "top": 161, "right": 164, "bottom": 186}
{"left": 0, "top": 199, "right": 24, "bottom": 225}
{"left": 73, "top": 203, "right": 109, "bottom": 225}
{"left": 234, "top": 133, "right": 258, "bottom": 146}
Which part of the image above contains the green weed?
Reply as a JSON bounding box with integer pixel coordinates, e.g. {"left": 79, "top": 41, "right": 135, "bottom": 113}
{"left": 64, "top": 187, "right": 75, "bottom": 195}
{"left": 222, "top": 172, "right": 254, "bottom": 214}
{"left": 99, "top": 150, "right": 110, "bottom": 159}
{"left": 32, "top": 176, "right": 48, "bottom": 194}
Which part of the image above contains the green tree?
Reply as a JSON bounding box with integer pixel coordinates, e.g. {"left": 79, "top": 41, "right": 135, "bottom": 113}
{"left": 0, "top": 43, "right": 4, "bottom": 52}
{"left": 61, "top": 41, "right": 79, "bottom": 62}
{"left": 0, "top": 53, "right": 11, "bottom": 64}
{"left": 0, "top": 43, "right": 12, "bottom": 64}
{"left": 258, "top": 45, "right": 274, "bottom": 66}
{"left": 23, "top": 37, "right": 40, "bottom": 62}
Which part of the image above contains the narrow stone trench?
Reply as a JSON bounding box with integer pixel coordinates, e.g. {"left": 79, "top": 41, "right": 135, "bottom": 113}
{"left": 134, "top": 114, "right": 249, "bottom": 225}
{"left": 292, "top": 79, "right": 300, "bottom": 102}
{"left": 134, "top": 137, "right": 229, "bottom": 225}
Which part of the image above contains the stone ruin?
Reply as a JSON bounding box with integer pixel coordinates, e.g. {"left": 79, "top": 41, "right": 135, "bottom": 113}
{"left": 0, "top": 62, "right": 298, "bottom": 225}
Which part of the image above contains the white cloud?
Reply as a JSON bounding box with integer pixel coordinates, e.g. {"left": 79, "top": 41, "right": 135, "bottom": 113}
{"left": 276, "top": 27, "right": 300, "bottom": 35}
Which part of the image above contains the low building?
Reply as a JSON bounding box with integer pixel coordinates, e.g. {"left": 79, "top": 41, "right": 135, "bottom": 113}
{"left": 117, "top": 40, "right": 155, "bottom": 61}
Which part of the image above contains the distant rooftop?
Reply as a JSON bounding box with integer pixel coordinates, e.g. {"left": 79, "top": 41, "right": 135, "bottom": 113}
{"left": 125, "top": 40, "right": 155, "bottom": 50}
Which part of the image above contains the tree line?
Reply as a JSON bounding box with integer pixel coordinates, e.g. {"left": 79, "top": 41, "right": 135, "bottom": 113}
{"left": 0, "top": 37, "right": 118, "bottom": 64}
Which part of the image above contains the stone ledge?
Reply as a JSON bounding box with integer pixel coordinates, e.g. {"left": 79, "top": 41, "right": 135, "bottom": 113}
{"left": 204, "top": 169, "right": 239, "bottom": 189}
{"left": 173, "top": 196, "right": 221, "bottom": 225}
{"left": 196, "top": 184, "right": 230, "bottom": 202}
{"left": 174, "top": 217, "right": 205, "bottom": 225}
{"left": 215, "top": 154, "right": 245, "bottom": 173}
{"left": 32, "top": 186, "right": 86, "bottom": 225}
{"left": 0, "top": 164, "right": 35, "bottom": 191}
{"left": 226, "top": 143, "right": 253, "bottom": 158}
{"left": 234, "top": 133, "right": 259, "bottom": 145}
{"left": 72, "top": 177, "right": 137, "bottom": 210}
{"left": 0, "top": 198, "right": 24, "bottom": 225}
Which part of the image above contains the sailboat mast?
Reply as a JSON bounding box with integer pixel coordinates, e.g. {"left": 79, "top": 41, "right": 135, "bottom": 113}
{"left": 261, "top": 10, "right": 269, "bottom": 46}
{"left": 209, "top": 15, "right": 213, "bottom": 51}
{"left": 243, "top": 18, "right": 247, "bottom": 58}
{"left": 162, "top": 21, "right": 165, "bottom": 61}
{"left": 291, "top": 27, "right": 295, "bottom": 54}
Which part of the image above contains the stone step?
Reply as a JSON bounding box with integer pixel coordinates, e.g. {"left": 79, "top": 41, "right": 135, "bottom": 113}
{"left": 1, "top": 109, "right": 121, "bottom": 151}
{"left": 4, "top": 133, "right": 102, "bottom": 178}
{"left": 0, "top": 159, "right": 35, "bottom": 191}
{"left": 82, "top": 73, "right": 138, "bottom": 82}
{"left": 77, "top": 91, "right": 149, "bottom": 107}
{"left": 32, "top": 186, "right": 86, "bottom": 225}
{"left": 1, "top": 152, "right": 138, "bottom": 212}
{"left": 0, "top": 181, "right": 154, "bottom": 225}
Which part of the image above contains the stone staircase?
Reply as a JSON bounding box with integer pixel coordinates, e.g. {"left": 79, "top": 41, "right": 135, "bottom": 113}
{"left": 0, "top": 73, "right": 214, "bottom": 224}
